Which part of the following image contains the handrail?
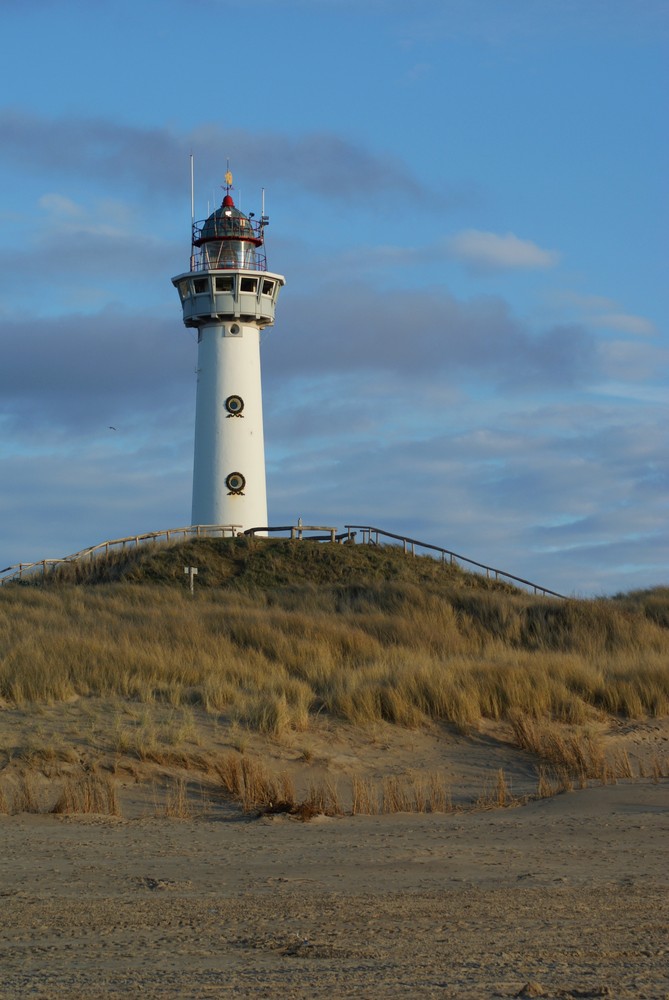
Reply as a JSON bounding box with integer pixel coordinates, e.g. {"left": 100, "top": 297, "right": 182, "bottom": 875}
{"left": 1, "top": 522, "right": 566, "bottom": 598}
{"left": 244, "top": 524, "right": 339, "bottom": 541}
{"left": 0, "top": 524, "right": 241, "bottom": 585}
{"left": 344, "top": 525, "right": 567, "bottom": 599}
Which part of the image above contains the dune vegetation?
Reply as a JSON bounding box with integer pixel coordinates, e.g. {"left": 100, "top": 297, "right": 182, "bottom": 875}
{"left": 2, "top": 537, "right": 667, "bottom": 725}
{"left": 1, "top": 537, "right": 667, "bottom": 816}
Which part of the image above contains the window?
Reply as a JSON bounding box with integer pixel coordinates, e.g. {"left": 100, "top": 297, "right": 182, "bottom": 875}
{"left": 215, "top": 275, "right": 234, "bottom": 292}
{"left": 178, "top": 279, "right": 191, "bottom": 300}
{"left": 240, "top": 277, "right": 257, "bottom": 293}
{"left": 205, "top": 244, "right": 224, "bottom": 268}
{"left": 193, "top": 278, "right": 209, "bottom": 294}
{"left": 261, "top": 279, "right": 275, "bottom": 296}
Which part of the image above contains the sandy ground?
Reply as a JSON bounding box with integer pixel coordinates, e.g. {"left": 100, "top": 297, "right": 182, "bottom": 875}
{"left": 0, "top": 779, "right": 667, "bottom": 999}
{"left": 1, "top": 708, "right": 668, "bottom": 998}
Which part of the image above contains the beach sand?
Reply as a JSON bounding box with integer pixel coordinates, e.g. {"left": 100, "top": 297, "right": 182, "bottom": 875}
{"left": 1, "top": 775, "right": 667, "bottom": 999}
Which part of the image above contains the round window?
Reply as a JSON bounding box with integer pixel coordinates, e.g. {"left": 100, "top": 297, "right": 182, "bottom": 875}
{"left": 225, "top": 472, "right": 246, "bottom": 494}
{"left": 225, "top": 394, "right": 244, "bottom": 415}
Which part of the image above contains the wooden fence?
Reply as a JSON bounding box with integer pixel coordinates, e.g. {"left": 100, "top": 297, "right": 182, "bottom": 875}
{"left": 345, "top": 525, "right": 567, "bottom": 598}
{"left": 0, "top": 525, "right": 240, "bottom": 585}
{"left": 1, "top": 522, "right": 566, "bottom": 598}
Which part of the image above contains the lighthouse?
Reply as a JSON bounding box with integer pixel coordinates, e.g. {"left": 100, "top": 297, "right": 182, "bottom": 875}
{"left": 172, "top": 171, "right": 284, "bottom": 531}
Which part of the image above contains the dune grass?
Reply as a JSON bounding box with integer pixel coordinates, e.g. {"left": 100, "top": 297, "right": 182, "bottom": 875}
{"left": 1, "top": 541, "right": 668, "bottom": 742}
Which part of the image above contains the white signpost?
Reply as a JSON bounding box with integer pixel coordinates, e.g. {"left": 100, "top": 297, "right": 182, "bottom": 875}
{"left": 183, "top": 566, "right": 198, "bottom": 595}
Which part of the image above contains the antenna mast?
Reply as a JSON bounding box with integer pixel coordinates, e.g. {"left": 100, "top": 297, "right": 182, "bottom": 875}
{"left": 190, "top": 153, "right": 195, "bottom": 226}
{"left": 189, "top": 153, "right": 195, "bottom": 270}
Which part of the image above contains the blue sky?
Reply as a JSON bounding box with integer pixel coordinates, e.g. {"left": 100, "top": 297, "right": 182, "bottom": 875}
{"left": 0, "top": 0, "right": 666, "bottom": 595}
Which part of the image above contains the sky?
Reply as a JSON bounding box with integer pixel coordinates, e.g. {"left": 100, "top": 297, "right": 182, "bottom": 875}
{"left": 0, "top": 0, "right": 667, "bottom": 596}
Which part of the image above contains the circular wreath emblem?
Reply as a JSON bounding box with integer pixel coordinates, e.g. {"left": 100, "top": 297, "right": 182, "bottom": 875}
{"left": 225, "top": 472, "right": 246, "bottom": 494}
{"left": 225, "top": 394, "right": 244, "bottom": 416}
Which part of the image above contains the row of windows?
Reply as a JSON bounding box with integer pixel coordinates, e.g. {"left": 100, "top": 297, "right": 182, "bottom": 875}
{"left": 178, "top": 276, "right": 276, "bottom": 301}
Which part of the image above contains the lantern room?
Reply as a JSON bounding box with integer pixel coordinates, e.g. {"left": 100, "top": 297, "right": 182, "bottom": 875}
{"left": 192, "top": 194, "right": 267, "bottom": 271}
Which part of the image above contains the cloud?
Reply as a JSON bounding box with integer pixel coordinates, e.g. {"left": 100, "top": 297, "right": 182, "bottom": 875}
{"left": 37, "top": 192, "right": 136, "bottom": 237}
{"left": 590, "top": 313, "right": 657, "bottom": 336}
{"left": 0, "top": 229, "right": 180, "bottom": 304}
{"left": 38, "top": 193, "right": 83, "bottom": 220}
{"left": 404, "top": 62, "right": 432, "bottom": 82}
{"left": 589, "top": 382, "right": 668, "bottom": 405}
{"left": 555, "top": 291, "right": 618, "bottom": 312}
{"left": 0, "top": 281, "right": 598, "bottom": 449}
{"left": 264, "top": 387, "right": 667, "bottom": 595}
{"left": 265, "top": 279, "right": 595, "bottom": 389}
{"left": 597, "top": 338, "right": 669, "bottom": 383}
{"left": 0, "top": 190, "right": 184, "bottom": 311}
{"left": 447, "top": 229, "right": 561, "bottom": 272}
{"left": 553, "top": 291, "right": 658, "bottom": 337}
{"left": 0, "top": 444, "right": 191, "bottom": 568}
{"left": 0, "top": 108, "right": 428, "bottom": 203}
{"left": 396, "top": 0, "right": 669, "bottom": 46}
{"left": 0, "top": 308, "right": 194, "bottom": 437}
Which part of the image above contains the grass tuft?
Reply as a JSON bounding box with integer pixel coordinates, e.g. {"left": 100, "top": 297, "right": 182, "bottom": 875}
{"left": 52, "top": 770, "right": 120, "bottom": 816}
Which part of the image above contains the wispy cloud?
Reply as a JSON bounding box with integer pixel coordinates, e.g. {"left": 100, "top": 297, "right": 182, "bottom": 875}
{"left": 0, "top": 108, "right": 428, "bottom": 202}
{"left": 447, "top": 229, "right": 560, "bottom": 273}
{"left": 590, "top": 313, "right": 657, "bottom": 336}
{"left": 396, "top": 0, "right": 669, "bottom": 46}
{"left": 552, "top": 290, "right": 658, "bottom": 337}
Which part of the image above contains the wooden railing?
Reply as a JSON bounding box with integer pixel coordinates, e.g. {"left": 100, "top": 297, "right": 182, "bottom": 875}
{"left": 0, "top": 525, "right": 241, "bottom": 585}
{"left": 345, "top": 525, "right": 567, "bottom": 599}
{"left": 1, "top": 522, "right": 566, "bottom": 598}
{"left": 244, "top": 524, "right": 342, "bottom": 542}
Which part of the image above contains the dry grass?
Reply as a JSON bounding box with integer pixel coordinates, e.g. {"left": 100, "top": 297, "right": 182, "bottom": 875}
{"left": 510, "top": 711, "right": 604, "bottom": 779}
{"left": 163, "top": 777, "right": 194, "bottom": 819}
{"left": 350, "top": 770, "right": 453, "bottom": 815}
{"left": 2, "top": 567, "right": 667, "bottom": 743}
{"left": 303, "top": 776, "right": 342, "bottom": 817}
{"left": 351, "top": 773, "right": 377, "bottom": 815}
{"left": 52, "top": 769, "right": 120, "bottom": 816}
{"left": 475, "top": 769, "right": 519, "bottom": 809}
{"left": 13, "top": 772, "right": 40, "bottom": 813}
{"left": 0, "top": 766, "right": 119, "bottom": 816}
{"left": 382, "top": 775, "right": 413, "bottom": 814}
{"left": 209, "top": 754, "right": 459, "bottom": 818}
{"left": 1, "top": 542, "right": 667, "bottom": 817}
{"left": 213, "top": 752, "right": 297, "bottom": 813}
{"left": 509, "top": 711, "right": 650, "bottom": 786}
{"left": 536, "top": 766, "right": 574, "bottom": 797}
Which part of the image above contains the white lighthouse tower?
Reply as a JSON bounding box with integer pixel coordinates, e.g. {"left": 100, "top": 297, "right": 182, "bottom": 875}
{"left": 172, "top": 171, "right": 284, "bottom": 531}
